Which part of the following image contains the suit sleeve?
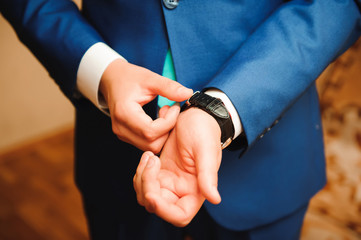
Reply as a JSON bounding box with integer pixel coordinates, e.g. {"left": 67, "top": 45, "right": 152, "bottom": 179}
{"left": 0, "top": 0, "right": 104, "bottom": 100}
{"left": 204, "top": 0, "right": 361, "bottom": 147}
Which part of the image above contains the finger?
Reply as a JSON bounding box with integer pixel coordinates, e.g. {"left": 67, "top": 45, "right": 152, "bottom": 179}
{"left": 148, "top": 76, "right": 193, "bottom": 102}
{"left": 112, "top": 104, "right": 172, "bottom": 152}
{"left": 127, "top": 103, "right": 179, "bottom": 139}
{"left": 145, "top": 192, "right": 204, "bottom": 227}
{"left": 112, "top": 98, "right": 179, "bottom": 132}
{"left": 158, "top": 105, "right": 171, "bottom": 119}
{"left": 150, "top": 103, "right": 181, "bottom": 133}
{"left": 194, "top": 143, "right": 222, "bottom": 205}
{"left": 113, "top": 122, "right": 170, "bottom": 153}
{"left": 134, "top": 152, "right": 153, "bottom": 206}
{"left": 141, "top": 155, "right": 162, "bottom": 213}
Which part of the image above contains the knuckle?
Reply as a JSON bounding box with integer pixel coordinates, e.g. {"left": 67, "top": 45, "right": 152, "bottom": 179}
{"left": 111, "top": 121, "right": 128, "bottom": 141}
{"left": 112, "top": 102, "right": 126, "bottom": 123}
{"left": 112, "top": 111, "right": 123, "bottom": 124}
{"left": 111, "top": 119, "right": 125, "bottom": 137}
{"left": 156, "top": 76, "right": 173, "bottom": 92}
{"left": 112, "top": 125, "right": 125, "bottom": 139}
{"left": 111, "top": 123, "right": 119, "bottom": 135}
{"left": 166, "top": 80, "right": 179, "bottom": 93}
{"left": 142, "top": 128, "right": 156, "bottom": 141}
{"left": 157, "top": 76, "right": 168, "bottom": 87}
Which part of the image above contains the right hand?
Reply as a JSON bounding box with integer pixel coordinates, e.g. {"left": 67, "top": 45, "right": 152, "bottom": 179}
{"left": 99, "top": 59, "right": 193, "bottom": 153}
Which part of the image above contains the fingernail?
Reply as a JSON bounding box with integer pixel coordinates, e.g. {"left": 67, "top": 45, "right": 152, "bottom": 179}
{"left": 186, "top": 88, "right": 193, "bottom": 95}
{"left": 146, "top": 157, "right": 155, "bottom": 168}
{"left": 178, "top": 87, "right": 193, "bottom": 96}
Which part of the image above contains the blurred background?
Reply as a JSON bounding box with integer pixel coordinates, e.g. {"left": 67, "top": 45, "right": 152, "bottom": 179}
{"left": 0, "top": 3, "right": 360, "bottom": 239}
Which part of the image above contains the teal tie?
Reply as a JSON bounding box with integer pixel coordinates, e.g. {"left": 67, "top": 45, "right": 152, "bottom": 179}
{"left": 158, "top": 49, "right": 177, "bottom": 108}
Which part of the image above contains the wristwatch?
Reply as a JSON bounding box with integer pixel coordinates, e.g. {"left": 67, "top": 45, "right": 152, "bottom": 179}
{"left": 181, "top": 91, "right": 235, "bottom": 149}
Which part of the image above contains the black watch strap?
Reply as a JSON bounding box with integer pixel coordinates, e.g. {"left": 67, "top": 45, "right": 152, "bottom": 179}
{"left": 181, "top": 91, "right": 235, "bottom": 149}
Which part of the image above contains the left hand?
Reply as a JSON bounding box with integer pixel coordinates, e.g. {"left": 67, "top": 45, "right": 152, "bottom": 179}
{"left": 99, "top": 59, "right": 193, "bottom": 153}
{"left": 133, "top": 107, "right": 223, "bottom": 227}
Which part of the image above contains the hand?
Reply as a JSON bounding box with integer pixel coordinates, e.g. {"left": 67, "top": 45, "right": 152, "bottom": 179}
{"left": 100, "top": 59, "right": 193, "bottom": 153}
{"left": 133, "top": 108, "right": 222, "bottom": 227}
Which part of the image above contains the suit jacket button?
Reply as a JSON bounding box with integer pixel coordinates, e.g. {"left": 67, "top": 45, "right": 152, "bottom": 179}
{"left": 163, "top": 0, "right": 178, "bottom": 9}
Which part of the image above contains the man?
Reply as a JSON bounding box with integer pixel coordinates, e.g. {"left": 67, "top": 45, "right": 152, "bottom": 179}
{"left": 1, "top": 0, "right": 360, "bottom": 239}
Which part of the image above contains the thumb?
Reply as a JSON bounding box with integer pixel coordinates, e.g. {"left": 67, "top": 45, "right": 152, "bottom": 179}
{"left": 195, "top": 143, "right": 222, "bottom": 205}
{"left": 149, "top": 76, "right": 193, "bottom": 102}
{"left": 142, "top": 155, "right": 161, "bottom": 212}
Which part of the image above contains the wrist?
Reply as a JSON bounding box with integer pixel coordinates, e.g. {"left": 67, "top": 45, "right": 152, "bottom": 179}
{"left": 77, "top": 42, "right": 127, "bottom": 111}
{"left": 178, "top": 107, "right": 221, "bottom": 139}
{"left": 181, "top": 91, "right": 235, "bottom": 149}
{"left": 99, "top": 58, "right": 128, "bottom": 105}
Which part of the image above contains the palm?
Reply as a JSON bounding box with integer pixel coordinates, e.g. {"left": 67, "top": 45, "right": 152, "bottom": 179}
{"left": 155, "top": 126, "right": 205, "bottom": 222}
{"left": 133, "top": 108, "right": 222, "bottom": 226}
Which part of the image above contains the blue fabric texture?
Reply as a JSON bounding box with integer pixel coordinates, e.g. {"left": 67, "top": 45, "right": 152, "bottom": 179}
{"left": 1, "top": 0, "right": 361, "bottom": 233}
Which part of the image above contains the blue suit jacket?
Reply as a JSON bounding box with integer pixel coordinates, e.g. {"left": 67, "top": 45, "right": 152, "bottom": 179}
{"left": 1, "top": 0, "right": 361, "bottom": 231}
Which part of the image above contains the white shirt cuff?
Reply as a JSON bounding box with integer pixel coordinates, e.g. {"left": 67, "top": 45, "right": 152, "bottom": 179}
{"left": 76, "top": 42, "right": 127, "bottom": 113}
{"left": 205, "top": 89, "right": 243, "bottom": 139}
